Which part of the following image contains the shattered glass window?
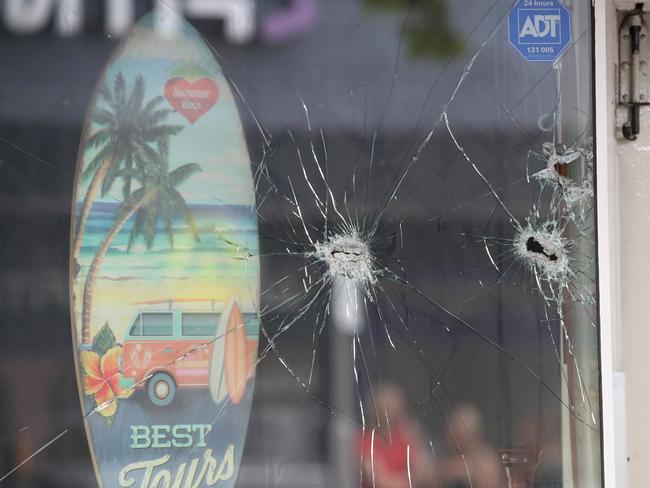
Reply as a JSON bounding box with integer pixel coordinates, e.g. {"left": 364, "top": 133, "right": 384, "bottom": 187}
{"left": 0, "top": 1, "right": 601, "bottom": 488}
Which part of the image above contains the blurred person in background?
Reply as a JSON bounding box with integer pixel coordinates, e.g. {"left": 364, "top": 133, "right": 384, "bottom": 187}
{"left": 356, "top": 384, "right": 435, "bottom": 488}
{"left": 435, "top": 404, "right": 502, "bottom": 488}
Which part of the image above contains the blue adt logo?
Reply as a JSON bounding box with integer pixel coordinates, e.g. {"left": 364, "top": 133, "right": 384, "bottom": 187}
{"left": 508, "top": 0, "right": 571, "bottom": 62}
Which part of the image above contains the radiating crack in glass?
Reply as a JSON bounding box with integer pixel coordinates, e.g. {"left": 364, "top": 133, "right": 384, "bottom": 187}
{"left": 447, "top": 110, "right": 597, "bottom": 419}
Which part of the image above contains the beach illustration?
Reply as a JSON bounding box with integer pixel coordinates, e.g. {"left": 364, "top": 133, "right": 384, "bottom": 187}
{"left": 70, "top": 13, "right": 259, "bottom": 488}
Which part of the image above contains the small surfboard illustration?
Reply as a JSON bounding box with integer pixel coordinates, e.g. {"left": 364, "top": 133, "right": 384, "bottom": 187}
{"left": 69, "top": 12, "right": 259, "bottom": 488}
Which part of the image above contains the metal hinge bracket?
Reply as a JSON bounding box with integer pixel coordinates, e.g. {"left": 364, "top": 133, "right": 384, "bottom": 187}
{"left": 618, "top": 3, "right": 650, "bottom": 140}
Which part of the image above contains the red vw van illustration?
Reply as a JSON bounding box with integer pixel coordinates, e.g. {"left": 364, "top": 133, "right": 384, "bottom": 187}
{"left": 119, "top": 297, "right": 258, "bottom": 406}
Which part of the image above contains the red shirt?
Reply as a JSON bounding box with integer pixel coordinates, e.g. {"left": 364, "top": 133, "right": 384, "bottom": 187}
{"left": 357, "top": 426, "right": 417, "bottom": 488}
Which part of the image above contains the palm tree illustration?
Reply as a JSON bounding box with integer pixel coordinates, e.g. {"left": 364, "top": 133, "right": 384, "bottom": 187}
{"left": 73, "top": 72, "right": 183, "bottom": 262}
{"left": 80, "top": 140, "right": 202, "bottom": 344}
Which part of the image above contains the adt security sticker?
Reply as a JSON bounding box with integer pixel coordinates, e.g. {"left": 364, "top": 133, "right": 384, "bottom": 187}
{"left": 508, "top": 0, "right": 571, "bottom": 62}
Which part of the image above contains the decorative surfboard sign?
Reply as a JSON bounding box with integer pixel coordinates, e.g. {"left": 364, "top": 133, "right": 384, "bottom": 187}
{"left": 69, "top": 12, "right": 260, "bottom": 488}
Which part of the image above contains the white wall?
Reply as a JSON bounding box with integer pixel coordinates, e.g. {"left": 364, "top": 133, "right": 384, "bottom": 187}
{"left": 616, "top": 108, "right": 650, "bottom": 488}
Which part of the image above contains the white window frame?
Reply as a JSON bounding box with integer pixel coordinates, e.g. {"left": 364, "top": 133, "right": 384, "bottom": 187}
{"left": 595, "top": 1, "right": 626, "bottom": 486}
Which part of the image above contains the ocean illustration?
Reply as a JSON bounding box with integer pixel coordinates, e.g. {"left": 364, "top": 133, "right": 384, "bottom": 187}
{"left": 70, "top": 13, "right": 260, "bottom": 488}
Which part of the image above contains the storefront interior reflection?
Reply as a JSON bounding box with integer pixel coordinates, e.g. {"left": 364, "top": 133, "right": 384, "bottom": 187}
{"left": 0, "top": 1, "right": 601, "bottom": 487}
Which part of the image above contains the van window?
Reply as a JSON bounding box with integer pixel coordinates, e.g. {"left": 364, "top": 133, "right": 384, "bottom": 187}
{"left": 141, "top": 313, "right": 173, "bottom": 336}
{"left": 182, "top": 313, "right": 219, "bottom": 336}
{"left": 243, "top": 313, "right": 259, "bottom": 336}
{"left": 129, "top": 315, "right": 141, "bottom": 336}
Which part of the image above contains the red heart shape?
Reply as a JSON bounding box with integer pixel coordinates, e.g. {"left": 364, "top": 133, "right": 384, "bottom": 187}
{"left": 164, "top": 77, "right": 219, "bottom": 124}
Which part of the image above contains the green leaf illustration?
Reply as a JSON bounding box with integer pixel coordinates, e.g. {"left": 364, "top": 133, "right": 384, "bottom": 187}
{"left": 92, "top": 322, "right": 117, "bottom": 356}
